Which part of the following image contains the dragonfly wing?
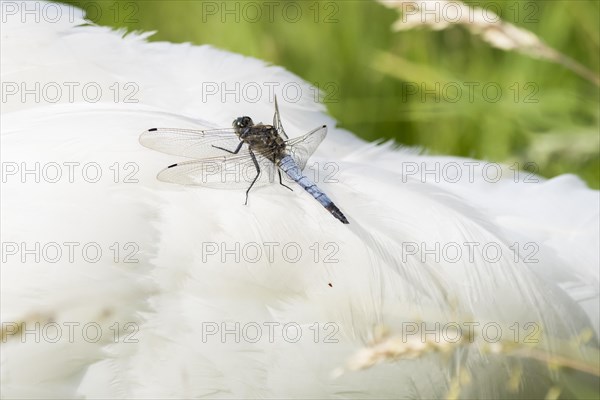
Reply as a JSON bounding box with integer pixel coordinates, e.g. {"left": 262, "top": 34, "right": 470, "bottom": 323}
{"left": 285, "top": 125, "right": 328, "bottom": 170}
{"left": 156, "top": 152, "right": 280, "bottom": 189}
{"left": 273, "top": 95, "right": 289, "bottom": 140}
{"left": 140, "top": 127, "right": 244, "bottom": 159}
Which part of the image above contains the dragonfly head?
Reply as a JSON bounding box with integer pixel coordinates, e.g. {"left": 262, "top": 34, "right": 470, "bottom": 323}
{"left": 233, "top": 116, "right": 254, "bottom": 136}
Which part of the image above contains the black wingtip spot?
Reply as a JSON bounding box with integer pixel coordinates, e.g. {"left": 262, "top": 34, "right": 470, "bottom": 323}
{"left": 167, "top": 163, "right": 178, "bottom": 168}
{"left": 322, "top": 125, "right": 326, "bottom": 128}
{"left": 149, "top": 128, "right": 158, "bottom": 132}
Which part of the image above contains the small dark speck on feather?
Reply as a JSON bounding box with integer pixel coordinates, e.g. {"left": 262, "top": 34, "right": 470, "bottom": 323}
{"left": 149, "top": 128, "right": 158, "bottom": 131}
{"left": 168, "top": 163, "right": 178, "bottom": 168}
{"left": 328, "top": 283, "right": 332, "bottom": 287}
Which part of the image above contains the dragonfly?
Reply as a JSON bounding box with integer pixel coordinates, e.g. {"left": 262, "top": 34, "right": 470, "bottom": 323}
{"left": 139, "top": 97, "right": 349, "bottom": 224}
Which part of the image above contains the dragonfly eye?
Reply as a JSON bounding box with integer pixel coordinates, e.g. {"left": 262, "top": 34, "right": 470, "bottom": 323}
{"left": 233, "top": 116, "right": 253, "bottom": 130}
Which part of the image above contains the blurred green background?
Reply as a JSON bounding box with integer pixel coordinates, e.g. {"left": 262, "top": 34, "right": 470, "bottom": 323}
{"left": 62, "top": 0, "right": 599, "bottom": 188}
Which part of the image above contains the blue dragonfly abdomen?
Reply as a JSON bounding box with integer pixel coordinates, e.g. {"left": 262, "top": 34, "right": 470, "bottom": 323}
{"left": 278, "top": 155, "right": 349, "bottom": 224}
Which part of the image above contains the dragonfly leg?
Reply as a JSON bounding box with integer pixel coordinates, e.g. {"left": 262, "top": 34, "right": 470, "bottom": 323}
{"left": 212, "top": 141, "right": 244, "bottom": 154}
{"left": 278, "top": 169, "right": 293, "bottom": 192}
{"left": 245, "top": 149, "right": 261, "bottom": 205}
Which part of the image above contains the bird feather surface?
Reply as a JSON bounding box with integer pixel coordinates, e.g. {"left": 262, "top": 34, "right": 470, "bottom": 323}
{"left": 1, "top": 2, "right": 598, "bottom": 399}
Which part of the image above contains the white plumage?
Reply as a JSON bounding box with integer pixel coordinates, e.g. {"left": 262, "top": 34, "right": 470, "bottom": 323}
{"left": 1, "top": 3, "right": 598, "bottom": 398}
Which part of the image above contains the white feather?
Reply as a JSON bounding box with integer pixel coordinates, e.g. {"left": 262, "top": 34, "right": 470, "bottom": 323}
{"left": 1, "top": 2, "right": 597, "bottom": 398}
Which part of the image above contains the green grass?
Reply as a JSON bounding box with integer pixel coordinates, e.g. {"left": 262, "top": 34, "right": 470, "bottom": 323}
{"left": 62, "top": 0, "right": 600, "bottom": 188}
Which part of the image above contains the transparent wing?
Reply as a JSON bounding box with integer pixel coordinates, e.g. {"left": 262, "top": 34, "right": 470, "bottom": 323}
{"left": 273, "top": 95, "right": 288, "bottom": 140}
{"left": 156, "top": 151, "right": 281, "bottom": 189}
{"left": 139, "top": 127, "right": 244, "bottom": 159}
{"left": 285, "top": 125, "right": 328, "bottom": 170}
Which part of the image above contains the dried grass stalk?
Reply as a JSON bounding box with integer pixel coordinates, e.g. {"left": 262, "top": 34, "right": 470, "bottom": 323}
{"left": 378, "top": 0, "right": 600, "bottom": 86}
